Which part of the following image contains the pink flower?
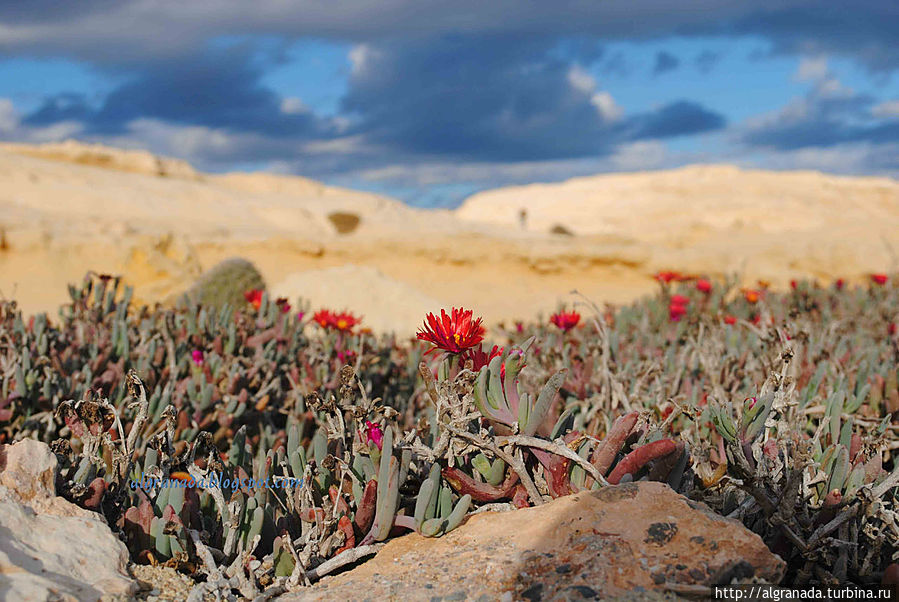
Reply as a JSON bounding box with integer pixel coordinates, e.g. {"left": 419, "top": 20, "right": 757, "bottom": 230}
{"left": 191, "top": 349, "right": 204, "bottom": 366}
{"left": 296, "top": 311, "right": 305, "bottom": 321}
{"left": 670, "top": 294, "right": 690, "bottom": 306}
{"left": 364, "top": 421, "right": 383, "bottom": 450}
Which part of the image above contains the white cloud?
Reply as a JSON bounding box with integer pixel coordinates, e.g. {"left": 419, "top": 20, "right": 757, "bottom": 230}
{"left": 567, "top": 65, "right": 596, "bottom": 93}
{"left": 591, "top": 91, "right": 623, "bottom": 122}
{"left": 872, "top": 100, "right": 899, "bottom": 119}
{"left": 795, "top": 55, "right": 829, "bottom": 82}
{"left": 280, "top": 97, "right": 307, "bottom": 115}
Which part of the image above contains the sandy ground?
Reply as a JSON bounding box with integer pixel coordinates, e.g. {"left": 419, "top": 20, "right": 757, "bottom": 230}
{"left": 1, "top": 140, "right": 897, "bottom": 334}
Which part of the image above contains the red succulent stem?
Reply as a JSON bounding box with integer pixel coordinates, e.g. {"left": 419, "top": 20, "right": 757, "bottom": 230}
{"left": 353, "top": 479, "right": 378, "bottom": 533}
{"left": 590, "top": 411, "right": 639, "bottom": 479}
{"left": 606, "top": 438, "right": 678, "bottom": 485}
{"left": 442, "top": 466, "right": 520, "bottom": 502}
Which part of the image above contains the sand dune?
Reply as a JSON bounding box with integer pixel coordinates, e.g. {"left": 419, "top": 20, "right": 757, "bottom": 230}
{"left": 1, "top": 140, "right": 897, "bottom": 333}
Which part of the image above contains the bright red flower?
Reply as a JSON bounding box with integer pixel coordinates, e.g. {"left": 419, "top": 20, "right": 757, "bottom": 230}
{"left": 871, "top": 273, "right": 889, "bottom": 285}
{"left": 550, "top": 310, "right": 581, "bottom": 332}
{"left": 669, "top": 303, "right": 687, "bottom": 322}
{"left": 417, "top": 307, "right": 485, "bottom": 354}
{"left": 695, "top": 279, "right": 712, "bottom": 294}
{"left": 313, "top": 309, "right": 362, "bottom": 332}
{"left": 654, "top": 271, "right": 682, "bottom": 283}
{"left": 670, "top": 294, "right": 690, "bottom": 306}
{"left": 244, "top": 289, "right": 264, "bottom": 310}
{"left": 724, "top": 315, "right": 737, "bottom": 325}
{"left": 790, "top": 279, "right": 798, "bottom": 290}
{"left": 191, "top": 349, "right": 204, "bottom": 365}
{"left": 465, "top": 344, "right": 504, "bottom": 371}
{"left": 834, "top": 278, "right": 845, "bottom": 290}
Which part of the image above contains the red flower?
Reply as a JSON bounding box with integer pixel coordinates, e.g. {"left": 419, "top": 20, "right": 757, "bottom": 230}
{"left": 834, "top": 278, "right": 845, "bottom": 290}
{"left": 244, "top": 289, "right": 264, "bottom": 310}
{"left": 465, "top": 344, "right": 504, "bottom": 371}
{"left": 314, "top": 309, "right": 362, "bottom": 332}
{"left": 743, "top": 289, "right": 761, "bottom": 304}
{"left": 724, "top": 315, "right": 737, "bottom": 325}
{"left": 889, "top": 323, "right": 897, "bottom": 336}
{"left": 695, "top": 279, "right": 712, "bottom": 294}
{"left": 871, "top": 273, "right": 889, "bottom": 285}
{"left": 654, "top": 271, "right": 682, "bottom": 284}
{"left": 670, "top": 294, "right": 690, "bottom": 306}
{"left": 790, "top": 279, "right": 797, "bottom": 290}
{"left": 550, "top": 310, "right": 581, "bottom": 332}
{"left": 669, "top": 303, "right": 687, "bottom": 322}
{"left": 417, "top": 307, "right": 485, "bottom": 354}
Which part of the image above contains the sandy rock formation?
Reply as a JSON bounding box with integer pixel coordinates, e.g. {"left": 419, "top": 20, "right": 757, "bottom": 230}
{"left": 288, "top": 481, "right": 784, "bottom": 600}
{"left": 0, "top": 439, "right": 136, "bottom": 601}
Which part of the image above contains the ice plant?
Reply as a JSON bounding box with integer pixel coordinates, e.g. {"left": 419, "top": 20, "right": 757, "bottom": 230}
{"left": 744, "top": 289, "right": 761, "bottom": 304}
{"left": 363, "top": 421, "right": 383, "bottom": 450}
{"left": 275, "top": 297, "right": 291, "bottom": 313}
{"left": 313, "top": 309, "right": 362, "bottom": 332}
{"left": 190, "top": 349, "right": 204, "bottom": 366}
{"left": 871, "top": 273, "right": 888, "bottom": 286}
{"left": 244, "top": 289, "right": 264, "bottom": 310}
{"left": 669, "top": 303, "right": 687, "bottom": 322}
{"left": 466, "top": 344, "right": 504, "bottom": 371}
{"left": 550, "top": 310, "right": 581, "bottom": 332}
{"left": 417, "top": 307, "right": 485, "bottom": 354}
{"left": 696, "top": 279, "right": 712, "bottom": 294}
{"left": 654, "top": 271, "right": 682, "bottom": 283}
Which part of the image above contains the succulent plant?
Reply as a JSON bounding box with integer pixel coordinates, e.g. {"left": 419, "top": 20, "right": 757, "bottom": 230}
{"left": 180, "top": 257, "right": 266, "bottom": 310}
{"left": 2, "top": 270, "right": 898, "bottom": 594}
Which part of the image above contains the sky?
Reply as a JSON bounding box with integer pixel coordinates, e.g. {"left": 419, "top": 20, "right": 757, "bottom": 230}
{"left": 0, "top": 1, "right": 898, "bottom": 207}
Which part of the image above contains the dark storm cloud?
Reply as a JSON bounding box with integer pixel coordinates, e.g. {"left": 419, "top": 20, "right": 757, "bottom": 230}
{"left": 742, "top": 83, "right": 899, "bottom": 150}
{"left": 340, "top": 36, "right": 725, "bottom": 161}
{"left": 24, "top": 45, "right": 333, "bottom": 138}
{"left": 2, "top": 1, "right": 897, "bottom": 69}
{"left": 627, "top": 101, "right": 726, "bottom": 140}
{"left": 652, "top": 51, "right": 679, "bottom": 76}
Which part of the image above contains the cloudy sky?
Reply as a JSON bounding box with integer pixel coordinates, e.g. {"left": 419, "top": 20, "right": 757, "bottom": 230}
{"left": 1, "top": 1, "right": 898, "bottom": 206}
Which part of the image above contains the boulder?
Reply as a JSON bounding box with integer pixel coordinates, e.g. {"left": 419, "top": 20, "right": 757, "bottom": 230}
{"left": 286, "top": 482, "right": 784, "bottom": 600}
{"left": 0, "top": 439, "right": 137, "bottom": 601}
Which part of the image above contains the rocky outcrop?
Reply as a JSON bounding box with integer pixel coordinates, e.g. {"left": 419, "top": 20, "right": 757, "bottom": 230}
{"left": 0, "top": 439, "right": 136, "bottom": 601}
{"left": 287, "top": 481, "right": 784, "bottom": 600}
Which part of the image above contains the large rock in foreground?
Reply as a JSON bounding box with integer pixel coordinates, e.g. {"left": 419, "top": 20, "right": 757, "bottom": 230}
{"left": 0, "top": 439, "right": 137, "bottom": 601}
{"left": 288, "top": 482, "right": 784, "bottom": 600}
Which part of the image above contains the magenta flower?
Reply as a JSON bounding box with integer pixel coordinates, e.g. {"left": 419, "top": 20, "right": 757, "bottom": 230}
{"left": 191, "top": 349, "right": 204, "bottom": 366}
{"left": 364, "top": 421, "right": 384, "bottom": 450}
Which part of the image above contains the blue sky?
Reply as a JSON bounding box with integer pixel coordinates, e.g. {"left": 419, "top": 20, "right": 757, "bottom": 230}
{"left": 0, "top": 2, "right": 897, "bottom": 206}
